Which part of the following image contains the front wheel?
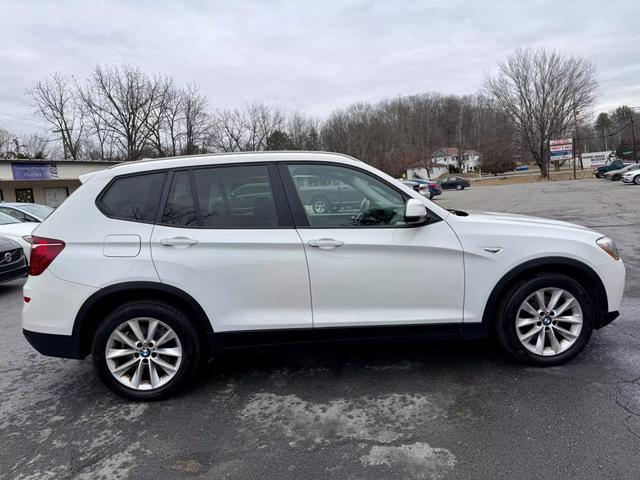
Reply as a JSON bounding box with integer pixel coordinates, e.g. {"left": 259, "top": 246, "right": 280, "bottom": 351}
{"left": 495, "top": 274, "right": 594, "bottom": 366}
{"left": 456, "top": 184, "right": 464, "bottom": 191}
{"left": 634, "top": 176, "right": 640, "bottom": 185}
{"left": 92, "top": 301, "right": 202, "bottom": 400}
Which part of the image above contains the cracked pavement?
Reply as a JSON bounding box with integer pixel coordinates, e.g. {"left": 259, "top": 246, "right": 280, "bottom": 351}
{"left": 1, "top": 178, "right": 639, "bottom": 479}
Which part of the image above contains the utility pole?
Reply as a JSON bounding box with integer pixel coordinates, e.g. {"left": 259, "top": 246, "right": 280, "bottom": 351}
{"left": 629, "top": 109, "right": 638, "bottom": 163}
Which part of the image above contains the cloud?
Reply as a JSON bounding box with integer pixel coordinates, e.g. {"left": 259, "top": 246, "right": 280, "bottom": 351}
{"left": 1, "top": 0, "right": 638, "bottom": 133}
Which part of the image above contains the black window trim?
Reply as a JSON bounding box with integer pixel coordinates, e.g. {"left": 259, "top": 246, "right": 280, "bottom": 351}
{"left": 278, "top": 161, "right": 442, "bottom": 229}
{"left": 155, "top": 162, "right": 294, "bottom": 230}
{"left": 96, "top": 170, "right": 170, "bottom": 225}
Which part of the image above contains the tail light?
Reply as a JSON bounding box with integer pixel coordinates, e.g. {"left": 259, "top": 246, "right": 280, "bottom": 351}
{"left": 29, "top": 236, "right": 65, "bottom": 276}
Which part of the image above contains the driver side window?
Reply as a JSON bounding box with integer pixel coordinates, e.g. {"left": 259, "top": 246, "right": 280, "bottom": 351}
{"left": 286, "top": 164, "right": 407, "bottom": 227}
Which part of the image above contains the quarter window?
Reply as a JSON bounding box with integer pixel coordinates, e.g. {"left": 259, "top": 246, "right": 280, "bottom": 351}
{"left": 99, "top": 172, "right": 166, "bottom": 222}
{"left": 286, "top": 164, "right": 407, "bottom": 227}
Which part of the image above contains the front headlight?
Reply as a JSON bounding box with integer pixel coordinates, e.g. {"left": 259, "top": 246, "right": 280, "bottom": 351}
{"left": 597, "top": 236, "right": 620, "bottom": 260}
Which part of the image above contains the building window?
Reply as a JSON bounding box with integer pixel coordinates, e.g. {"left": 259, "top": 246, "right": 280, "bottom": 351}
{"left": 15, "top": 188, "right": 34, "bottom": 203}
{"left": 44, "top": 187, "right": 69, "bottom": 207}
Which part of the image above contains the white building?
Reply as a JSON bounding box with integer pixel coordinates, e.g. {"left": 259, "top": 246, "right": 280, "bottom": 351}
{"left": 432, "top": 148, "right": 480, "bottom": 173}
{"left": 405, "top": 161, "right": 449, "bottom": 180}
{"left": 0, "top": 159, "right": 117, "bottom": 206}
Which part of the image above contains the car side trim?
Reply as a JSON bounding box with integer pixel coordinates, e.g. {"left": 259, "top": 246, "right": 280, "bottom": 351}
{"left": 212, "top": 323, "right": 464, "bottom": 350}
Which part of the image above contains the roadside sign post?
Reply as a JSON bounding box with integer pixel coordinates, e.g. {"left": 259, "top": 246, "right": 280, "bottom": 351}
{"left": 550, "top": 138, "right": 573, "bottom": 180}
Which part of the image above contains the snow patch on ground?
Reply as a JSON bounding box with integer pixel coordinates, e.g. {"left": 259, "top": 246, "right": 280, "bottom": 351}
{"left": 240, "top": 392, "right": 448, "bottom": 446}
{"left": 361, "top": 442, "right": 457, "bottom": 480}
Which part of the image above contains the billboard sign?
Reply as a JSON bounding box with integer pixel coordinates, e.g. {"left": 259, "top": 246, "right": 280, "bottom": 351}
{"left": 12, "top": 163, "right": 59, "bottom": 180}
{"left": 550, "top": 139, "right": 573, "bottom": 162}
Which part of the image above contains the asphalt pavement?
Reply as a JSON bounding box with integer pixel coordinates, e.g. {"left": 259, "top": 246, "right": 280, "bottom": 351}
{"left": 1, "top": 178, "right": 639, "bottom": 479}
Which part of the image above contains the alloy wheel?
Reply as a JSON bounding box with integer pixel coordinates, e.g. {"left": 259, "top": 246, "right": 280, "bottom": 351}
{"left": 515, "top": 288, "right": 583, "bottom": 356}
{"left": 313, "top": 198, "right": 327, "bottom": 213}
{"left": 105, "top": 317, "right": 183, "bottom": 390}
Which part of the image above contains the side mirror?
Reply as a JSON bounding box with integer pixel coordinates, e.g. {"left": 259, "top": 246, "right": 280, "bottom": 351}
{"left": 405, "top": 198, "right": 427, "bottom": 223}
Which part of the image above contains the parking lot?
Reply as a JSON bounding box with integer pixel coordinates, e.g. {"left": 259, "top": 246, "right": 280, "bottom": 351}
{"left": 1, "top": 178, "right": 639, "bottom": 480}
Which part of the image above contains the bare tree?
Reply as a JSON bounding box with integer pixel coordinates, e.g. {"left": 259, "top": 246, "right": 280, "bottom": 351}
{"left": 80, "top": 65, "right": 168, "bottom": 161}
{"left": 27, "top": 73, "right": 84, "bottom": 160}
{"left": 485, "top": 47, "right": 598, "bottom": 176}
{"left": 182, "top": 84, "right": 210, "bottom": 155}
{"left": 0, "top": 128, "right": 13, "bottom": 158}
{"left": 209, "top": 103, "right": 284, "bottom": 152}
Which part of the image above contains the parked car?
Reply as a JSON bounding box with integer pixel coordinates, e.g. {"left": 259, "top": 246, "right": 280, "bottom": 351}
{"left": 439, "top": 176, "right": 470, "bottom": 190}
{"left": 594, "top": 159, "right": 626, "bottom": 178}
{"left": 0, "top": 236, "right": 28, "bottom": 284}
{"left": 0, "top": 203, "right": 54, "bottom": 223}
{"left": 22, "top": 152, "right": 625, "bottom": 400}
{"left": 604, "top": 164, "right": 640, "bottom": 181}
{"left": 401, "top": 179, "right": 442, "bottom": 199}
{"left": 621, "top": 169, "right": 640, "bottom": 185}
{"left": 0, "top": 212, "right": 37, "bottom": 259}
{"left": 514, "top": 165, "right": 529, "bottom": 171}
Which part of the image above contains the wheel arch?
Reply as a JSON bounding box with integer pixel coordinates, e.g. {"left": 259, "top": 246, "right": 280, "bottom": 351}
{"left": 73, "top": 281, "right": 213, "bottom": 358}
{"left": 480, "top": 257, "right": 609, "bottom": 334}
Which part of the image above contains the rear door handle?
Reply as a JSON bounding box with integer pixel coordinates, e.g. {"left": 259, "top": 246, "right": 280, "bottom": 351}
{"left": 160, "top": 237, "right": 199, "bottom": 247}
{"left": 308, "top": 238, "right": 344, "bottom": 249}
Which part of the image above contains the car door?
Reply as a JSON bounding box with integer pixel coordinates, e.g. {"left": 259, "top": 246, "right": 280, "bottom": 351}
{"left": 281, "top": 162, "right": 464, "bottom": 328}
{"left": 150, "top": 164, "right": 312, "bottom": 332}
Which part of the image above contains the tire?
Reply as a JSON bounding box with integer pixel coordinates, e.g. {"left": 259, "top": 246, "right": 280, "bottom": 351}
{"left": 612, "top": 175, "right": 620, "bottom": 181}
{"left": 495, "top": 273, "right": 594, "bottom": 366}
{"left": 456, "top": 184, "right": 464, "bottom": 191}
{"left": 92, "top": 301, "right": 202, "bottom": 400}
{"left": 429, "top": 192, "right": 434, "bottom": 199}
{"left": 311, "top": 196, "right": 330, "bottom": 214}
{"left": 634, "top": 176, "right": 640, "bottom": 185}
{"left": 596, "top": 172, "right": 603, "bottom": 178}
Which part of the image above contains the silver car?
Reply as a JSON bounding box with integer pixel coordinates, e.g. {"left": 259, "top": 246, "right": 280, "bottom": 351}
{"left": 604, "top": 163, "right": 640, "bottom": 181}
{"left": 0, "top": 203, "right": 54, "bottom": 222}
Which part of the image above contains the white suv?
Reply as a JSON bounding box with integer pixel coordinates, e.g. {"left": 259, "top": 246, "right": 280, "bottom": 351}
{"left": 22, "top": 152, "right": 625, "bottom": 400}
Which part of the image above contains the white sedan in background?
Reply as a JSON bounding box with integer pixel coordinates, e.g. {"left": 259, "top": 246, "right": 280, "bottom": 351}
{"left": 0, "top": 211, "right": 37, "bottom": 259}
{"left": 621, "top": 169, "right": 640, "bottom": 185}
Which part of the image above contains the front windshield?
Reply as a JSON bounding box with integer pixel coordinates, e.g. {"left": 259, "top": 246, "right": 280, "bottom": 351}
{"left": 15, "top": 204, "right": 54, "bottom": 218}
{"left": 0, "top": 211, "right": 21, "bottom": 225}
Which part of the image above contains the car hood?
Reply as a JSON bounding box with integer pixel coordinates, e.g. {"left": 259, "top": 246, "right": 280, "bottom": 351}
{"left": 451, "top": 210, "right": 591, "bottom": 232}
{"left": 0, "top": 222, "right": 38, "bottom": 237}
{"left": 0, "top": 235, "right": 21, "bottom": 250}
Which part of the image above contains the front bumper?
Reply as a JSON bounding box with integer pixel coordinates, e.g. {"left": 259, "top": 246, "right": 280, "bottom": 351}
{"left": 0, "top": 258, "right": 27, "bottom": 284}
{"left": 622, "top": 177, "right": 634, "bottom": 183}
{"left": 23, "top": 329, "right": 82, "bottom": 359}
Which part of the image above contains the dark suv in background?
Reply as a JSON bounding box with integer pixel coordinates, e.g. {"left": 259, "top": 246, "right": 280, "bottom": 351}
{"left": 594, "top": 159, "right": 625, "bottom": 178}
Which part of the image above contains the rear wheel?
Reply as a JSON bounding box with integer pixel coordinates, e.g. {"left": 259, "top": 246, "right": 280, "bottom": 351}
{"left": 495, "top": 274, "right": 594, "bottom": 366}
{"left": 456, "top": 184, "right": 464, "bottom": 191}
{"left": 92, "top": 301, "right": 202, "bottom": 400}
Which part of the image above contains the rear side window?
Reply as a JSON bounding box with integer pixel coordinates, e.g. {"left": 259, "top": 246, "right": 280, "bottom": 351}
{"left": 161, "top": 165, "right": 278, "bottom": 228}
{"left": 99, "top": 172, "right": 166, "bottom": 222}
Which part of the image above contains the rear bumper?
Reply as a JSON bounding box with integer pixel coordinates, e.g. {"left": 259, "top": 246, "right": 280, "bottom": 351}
{"left": 23, "top": 329, "right": 82, "bottom": 359}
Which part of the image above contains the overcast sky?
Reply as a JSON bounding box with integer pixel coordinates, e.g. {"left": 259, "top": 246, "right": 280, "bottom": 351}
{"left": 1, "top": 0, "right": 639, "bottom": 134}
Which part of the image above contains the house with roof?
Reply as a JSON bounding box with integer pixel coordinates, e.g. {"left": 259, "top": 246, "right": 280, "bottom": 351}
{"left": 432, "top": 148, "right": 480, "bottom": 173}
{"left": 405, "top": 160, "right": 448, "bottom": 180}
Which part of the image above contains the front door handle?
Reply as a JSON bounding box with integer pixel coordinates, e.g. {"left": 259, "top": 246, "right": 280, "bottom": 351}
{"left": 160, "top": 237, "right": 199, "bottom": 247}
{"left": 308, "top": 238, "right": 345, "bottom": 249}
